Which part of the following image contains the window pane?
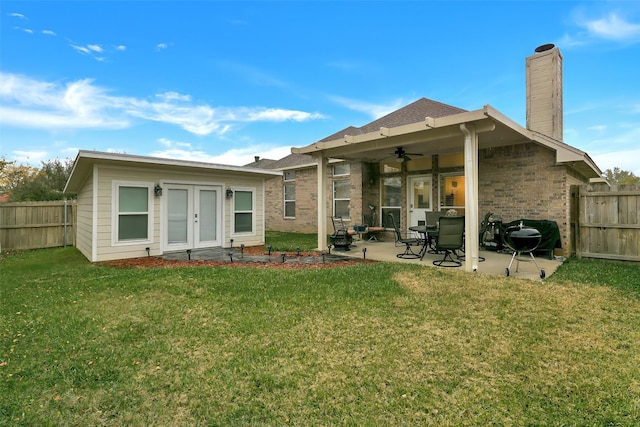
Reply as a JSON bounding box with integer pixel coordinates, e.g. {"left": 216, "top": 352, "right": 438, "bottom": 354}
{"left": 284, "top": 183, "right": 295, "bottom": 200}
{"left": 285, "top": 201, "right": 295, "bottom": 217}
{"left": 284, "top": 171, "right": 295, "bottom": 181}
{"left": 382, "top": 208, "right": 401, "bottom": 228}
{"left": 439, "top": 152, "right": 464, "bottom": 168}
{"left": 381, "top": 177, "right": 401, "bottom": 207}
{"left": 334, "top": 180, "right": 350, "bottom": 198}
{"left": 407, "top": 156, "right": 432, "bottom": 171}
{"left": 118, "top": 214, "right": 148, "bottom": 240}
{"left": 333, "top": 163, "right": 350, "bottom": 176}
{"left": 235, "top": 191, "right": 252, "bottom": 210}
{"left": 119, "top": 187, "right": 148, "bottom": 212}
{"left": 235, "top": 213, "right": 252, "bottom": 233}
{"left": 380, "top": 161, "right": 401, "bottom": 174}
{"left": 335, "top": 200, "right": 350, "bottom": 218}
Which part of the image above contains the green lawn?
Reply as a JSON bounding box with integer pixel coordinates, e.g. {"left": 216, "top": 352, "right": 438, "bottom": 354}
{"left": 1, "top": 247, "right": 639, "bottom": 426}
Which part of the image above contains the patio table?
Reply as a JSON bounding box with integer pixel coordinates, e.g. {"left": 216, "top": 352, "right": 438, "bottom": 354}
{"left": 409, "top": 225, "right": 438, "bottom": 260}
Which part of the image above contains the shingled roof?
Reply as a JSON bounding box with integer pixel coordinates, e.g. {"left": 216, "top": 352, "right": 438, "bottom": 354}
{"left": 319, "top": 97, "right": 466, "bottom": 142}
{"left": 245, "top": 153, "right": 315, "bottom": 170}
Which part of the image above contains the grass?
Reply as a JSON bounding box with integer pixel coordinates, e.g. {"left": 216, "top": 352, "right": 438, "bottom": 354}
{"left": 1, "top": 246, "right": 639, "bottom": 426}
{"left": 264, "top": 230, "right": 319, "bottom": 252}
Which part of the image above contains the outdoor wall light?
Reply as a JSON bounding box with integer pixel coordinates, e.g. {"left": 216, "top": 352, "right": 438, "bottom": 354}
{"left": 226, "top": 188, "right": 233, "bottom": 199}
{"left": 154, "top": 184, "right": 163, "bottom": 197}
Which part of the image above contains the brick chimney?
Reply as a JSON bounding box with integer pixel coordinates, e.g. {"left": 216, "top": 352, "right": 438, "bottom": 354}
{"left": 526, "top": 44, "right": 563, "bottom": 141}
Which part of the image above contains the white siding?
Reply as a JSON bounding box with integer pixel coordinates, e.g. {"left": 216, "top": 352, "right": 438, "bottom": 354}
{"left": 84, "top": 163, "right": 267, "bottom": 262}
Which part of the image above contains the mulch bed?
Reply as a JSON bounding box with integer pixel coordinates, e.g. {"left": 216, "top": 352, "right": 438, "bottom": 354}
{"left": 99, "top": 245, "right": 375, "bottom": 270}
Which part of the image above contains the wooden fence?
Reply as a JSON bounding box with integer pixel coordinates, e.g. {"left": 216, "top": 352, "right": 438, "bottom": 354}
{"left": 0, "top": 201, "right": 76, "bottom": 251}
{"left": 571, "top": 184, "right": 640, "bottom": 262}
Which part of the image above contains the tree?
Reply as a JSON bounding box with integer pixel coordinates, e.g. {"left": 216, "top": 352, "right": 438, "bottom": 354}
{"left": 603, "top": 167, "right": 640, "bottom": 186}
{"left": 0, "top": 157, "right": 75, "bottom": 201}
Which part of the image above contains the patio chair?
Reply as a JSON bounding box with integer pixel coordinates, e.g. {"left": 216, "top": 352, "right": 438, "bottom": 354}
{"left": 432, "top": 216, "right": 465, "bottom": 267}
{"left": 387, "top": 213, "right": 420, "bottom": 259}
{"left": 329, "top": 216, "right": 353, "bottom": 250}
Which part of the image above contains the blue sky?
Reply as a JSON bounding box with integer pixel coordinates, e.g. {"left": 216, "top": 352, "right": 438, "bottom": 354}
{"left": 1, "top": 1, "right": 639, "bottom": 175}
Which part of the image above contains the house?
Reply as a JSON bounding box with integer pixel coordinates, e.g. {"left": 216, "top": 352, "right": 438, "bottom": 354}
{"left": 261, "top": 45, "right": 601, "bottom": 272}
{"left": 63, "top": 150, "right": 281, "bottom": 262}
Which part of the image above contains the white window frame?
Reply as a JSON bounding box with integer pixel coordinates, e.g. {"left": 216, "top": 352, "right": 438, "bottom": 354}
{"left": 111, "top": 181, "right": 154, "bottom": 246}
{"left": 232, "top": 187, "right": 256, "bottom": 236}
{"left": 333, "top": 179, "right": 350, "bottom": 220}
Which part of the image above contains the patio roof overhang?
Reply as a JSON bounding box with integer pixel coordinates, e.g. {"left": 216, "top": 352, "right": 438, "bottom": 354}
{"left": 292, "top": 104, "right": 601, "bottom": 273}
{"left": 292, "top": 105, "right": 601, "bottom": 179}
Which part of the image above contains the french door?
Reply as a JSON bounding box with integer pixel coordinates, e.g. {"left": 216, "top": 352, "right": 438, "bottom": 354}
{"left": 165, "top": 185, "right": 221, "bottom": 251}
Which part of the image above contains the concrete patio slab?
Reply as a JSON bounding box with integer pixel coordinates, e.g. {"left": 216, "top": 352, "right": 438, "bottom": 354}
{"left": 336, "top": 238, "right": 563, "bottom": 280}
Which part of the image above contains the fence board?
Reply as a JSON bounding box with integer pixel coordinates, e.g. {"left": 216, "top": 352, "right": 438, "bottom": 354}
{"left": 0, "top": 201, "right": 76, "bottom": 251}
{"left": 574, "top": 185, "right": 640, "bottom": 262}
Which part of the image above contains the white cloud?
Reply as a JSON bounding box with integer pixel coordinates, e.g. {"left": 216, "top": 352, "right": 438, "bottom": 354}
{"left": 582, "top": 12, "right": 640, "bottom": 41}
{"left": 115, "top": 45, "right": 126, "bottom": 51}
{"left": 70, "top": 44, "right": 91, "bottom": 55}
{"left": 593, "top": 149, "right": 640, "bottom": 177}
{"left": 11, "top": 150, "right": 48, "bottom": 164}
{"left": 149, "top": 139, "right": 292, "bottom": 166}
{"left": 42, "top": 29, "right": 56, "bottom": 36}
{"left": 156, "top": 43, "right": 169, "bottom": 51}
{"left": 87, "top": 44, "right": 103, "bottom": 53}
{"left": 9, "top": 12, "right": 28, "bottom": 20}
{"left": 246, "top": 108, "right": 325, "bottom": 122}
{"left": 0, "top": 73, "right": 325, "bottom": 136}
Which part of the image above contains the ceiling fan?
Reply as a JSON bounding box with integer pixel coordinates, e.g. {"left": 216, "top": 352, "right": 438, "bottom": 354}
{"left": 390, "top": 147, "right": 423, "bottom": 163}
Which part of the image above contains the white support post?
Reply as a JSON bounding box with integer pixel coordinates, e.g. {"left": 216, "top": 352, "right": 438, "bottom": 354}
{"left": 317, "top": 155, "right": 328, "bottom": 251}
{"left": 461, "top": 124, "right": 480, "bottom": 272}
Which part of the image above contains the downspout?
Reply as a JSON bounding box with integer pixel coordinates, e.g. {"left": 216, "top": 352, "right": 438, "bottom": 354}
{"left": 460, "top": 123, "right": 479, "bottom": 272}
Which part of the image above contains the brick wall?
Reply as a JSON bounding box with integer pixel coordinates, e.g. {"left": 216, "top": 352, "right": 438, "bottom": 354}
{"left": 478, "top": 142, "right": 589, "bottom": 255}
{"left": 265, "top": 162, "right": 365, "bottom": 234}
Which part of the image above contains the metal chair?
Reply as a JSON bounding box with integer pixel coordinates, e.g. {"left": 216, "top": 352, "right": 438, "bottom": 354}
{"left": 432, "top": 216, "right": 465, "bottom": 267}
{"left": 387, "top": 213, "right": 420, "bottom": 259}
{"left": 364, "top": 212, "right": 385, "bottom": 241}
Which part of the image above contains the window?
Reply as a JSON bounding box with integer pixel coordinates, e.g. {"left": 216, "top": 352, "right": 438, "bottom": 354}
{"left": 379, "top": 160, "right": 401, "bottom": 174}
{"left": 333, "top": 179, "right": 350, "bottom": 219}
{"left": 381, "top": 176, "right": 401, "bottom": 228}
{"left": 114, "top": 183, "right": 153, "bottom": 243}
{"left": 284, "top": 170, "right": 295, "bottom": 181}
{"left": 440, "top": 174, "right": 465, "bottom": 215}
{"left": 284, "top": 182, "right": 295, "bottom": 218}
{"left": 234, "top": 190, "right": 254, "bottom": 233}
{"left": 333, "top": 162, "right": 350, "bottom": 176}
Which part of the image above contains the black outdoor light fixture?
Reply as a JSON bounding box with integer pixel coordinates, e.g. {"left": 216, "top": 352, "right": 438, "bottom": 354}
{"left": 226, "top": 188, "right": 233, "bottom": 199}
{"left": 154, "top": 184, "right": 163, "bottom": 197}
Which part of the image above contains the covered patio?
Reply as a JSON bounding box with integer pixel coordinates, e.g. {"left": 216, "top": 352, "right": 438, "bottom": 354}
{"left": 292, "top": 105, "right": 598, "bottom": 274}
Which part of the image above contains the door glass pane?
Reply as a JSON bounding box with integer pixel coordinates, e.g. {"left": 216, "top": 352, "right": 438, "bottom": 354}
{"left": 199, "top": 190, "right": 217, "bottom": 242}
{"left": 235, "top": 191, "right": 252, "bottom": 210}
{"left": 119, "top": 187, "right": 148, "bottom": 212}
{"left": 413, "top": 179, "right": 430, "bottom": 209}
{"left": 168, "top": 189, "right": 188, "bottom": 243}
{"left": 118, "top": 215, "right": 148, "bottom": 240}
